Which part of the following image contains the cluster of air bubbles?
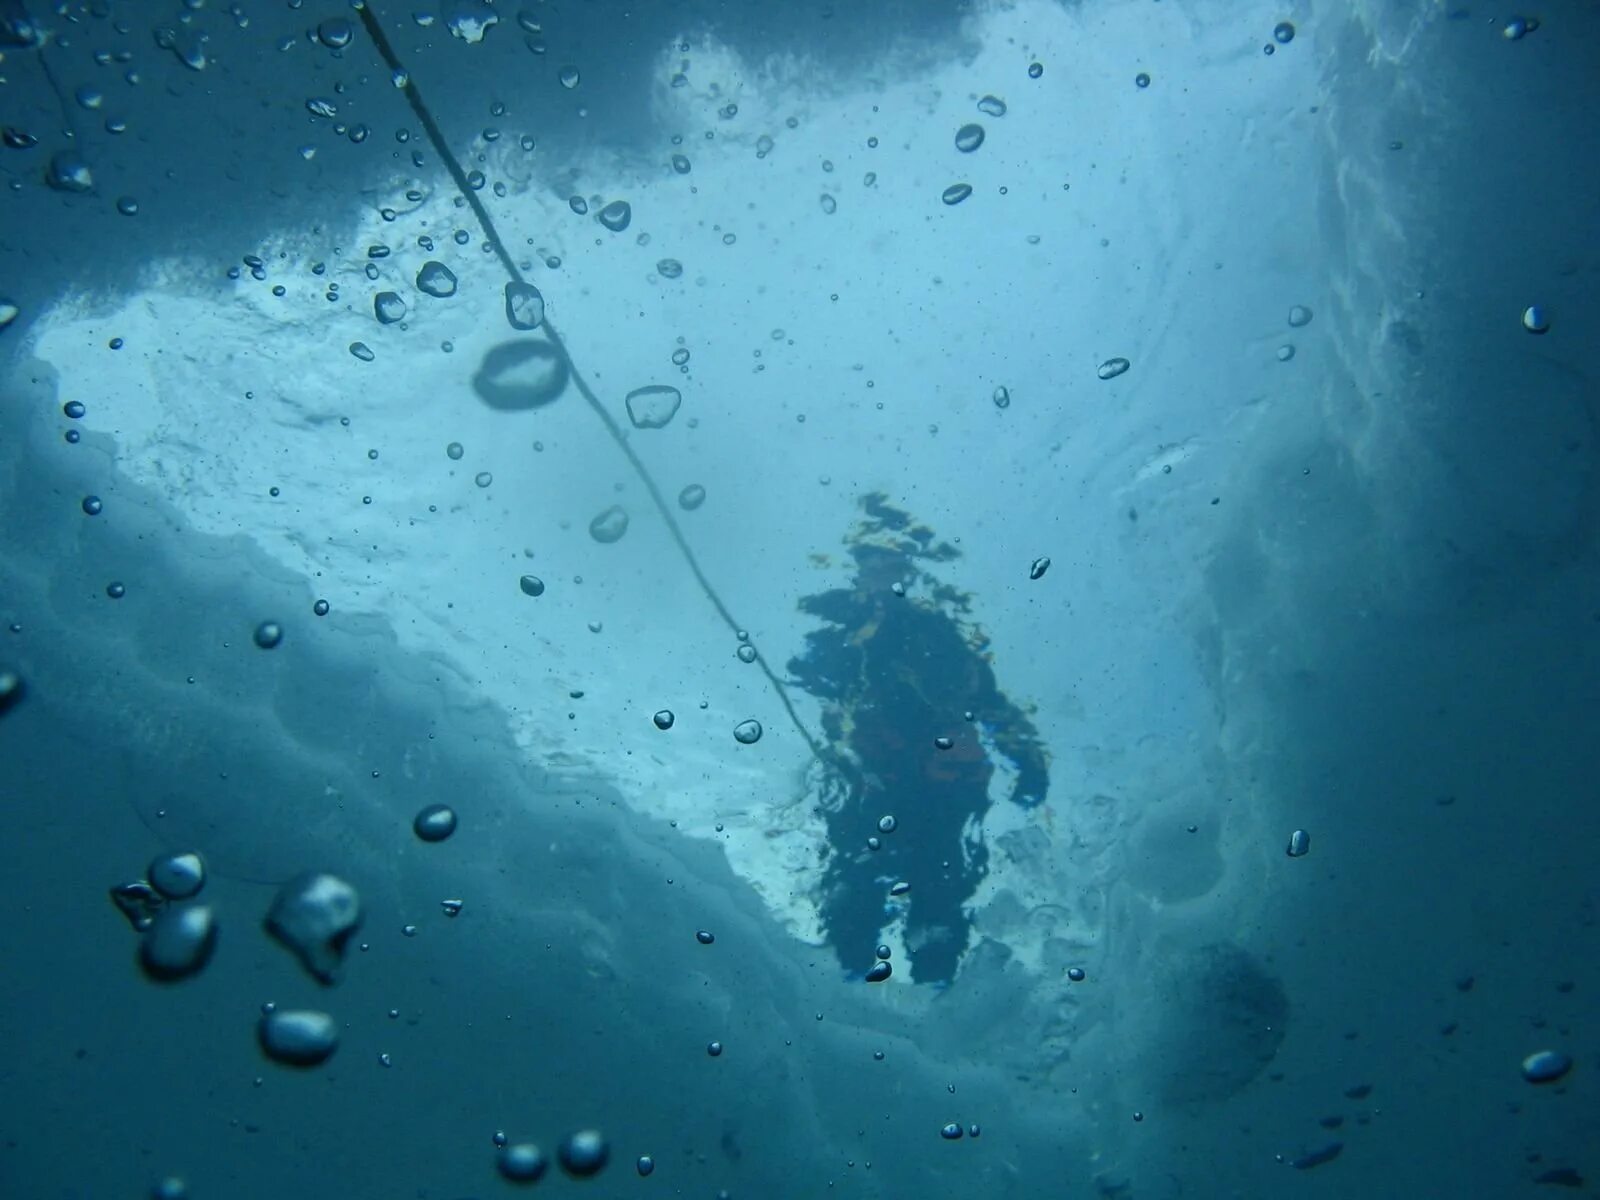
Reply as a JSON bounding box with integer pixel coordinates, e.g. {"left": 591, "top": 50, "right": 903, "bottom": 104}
{"left": 1502, "top": 16, "right": 1539, "bottom": 40}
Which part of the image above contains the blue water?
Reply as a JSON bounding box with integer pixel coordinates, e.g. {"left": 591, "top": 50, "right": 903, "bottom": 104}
{"left": 1, "top": 2, "right": 1596, "bottom": 1197}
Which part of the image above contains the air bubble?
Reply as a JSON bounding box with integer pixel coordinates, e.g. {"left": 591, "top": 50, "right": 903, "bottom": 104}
{"left": 733, "top": 719, "right": 763, "bottom": 745}
{"left": 414, "top": 804, "right": 458, "bottom": 842}
{"left": 264, "top": 872, "right": 362, "bottom": 983}
{"left": 589, "top": 506, "right": 629, "bottom": 543}
{"left": 625, "top": 384, "right": 682, "bottom": 429}
{"left": 417, "top": 261, "right": 457, "bottom": 297}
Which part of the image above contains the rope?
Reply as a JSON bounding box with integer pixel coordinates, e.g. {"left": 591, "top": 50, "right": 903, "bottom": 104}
{"left": 356, "top": 3, "right": 824, "bottom": 761}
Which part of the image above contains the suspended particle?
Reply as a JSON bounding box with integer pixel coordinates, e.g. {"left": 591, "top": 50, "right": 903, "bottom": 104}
{"left": 413, "top": 803, "right": 458, "bottom": 843}
{"left": 258, "top": 1009, "right": 340, "bottom": 1067}
{"left": 559, "top": 1130, "right": 610, "bottom": 1177}
{"left": 954, "top": 124, "right": 985, "bottom": 153}
{"left": 1029, "top": 556, "right": 1051, "bottom": 580}
{"left": 1097, "top": 356, "right": 1131, "bottom": 380}
{"left": 1286, "top": 828, "right": 1311, "bottom": 857}
{"left": 652, "top": 709, "right": 675, "bottom": 730}
{"left": 305, "top": 97, "right": 338, "bottom": 119}
{"left": 588, "top": 505, "right": 629, "bottom": 544}
{"left": 518, "top": 574, "right": 545, "bottom": 597}
{"left": 504, "top": 281, "right": 545, "bottom": 330}
{"left": 941, "top": 183, "right": 973, "bottom": 206}
{"left": 732, "top": 719, "right": 763, "bottom": 745}
{"left": 139, "top": 905, "right": 218, "bottom": 982}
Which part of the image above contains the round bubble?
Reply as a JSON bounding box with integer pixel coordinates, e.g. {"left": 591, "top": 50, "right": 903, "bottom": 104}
{"left": 413, "top": 803, "right": 458, "bottom": 842}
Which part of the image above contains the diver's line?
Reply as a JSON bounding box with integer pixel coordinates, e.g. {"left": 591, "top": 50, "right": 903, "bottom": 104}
{"left": 357, "top": 3, "right": 825, "bottom": 763}
{"left": 356, "top": 3, "right": 522, "bottom": 284}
